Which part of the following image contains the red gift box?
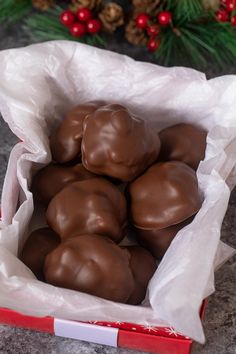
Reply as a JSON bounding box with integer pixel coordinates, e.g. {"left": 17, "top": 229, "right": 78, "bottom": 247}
{"left": 0, "top": 206, "right": 207, "bottom": 353}
{"left": 0, "top": 301, "right": 207, "bottom": 354}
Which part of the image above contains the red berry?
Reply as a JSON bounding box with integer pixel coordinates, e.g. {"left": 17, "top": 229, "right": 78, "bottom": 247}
{"left": 70, "top": 22, "right": 86, "bottom": 37}
{"left": 135, "top": 13, "right": 150, "bottom": 29}
{"left": 146, "top": 24, "right": 159, "bottom": 36}
{"left": 87, "top": 19, "right": 102, "bottom": 34}
{"left": 215, "top": 9, "right": 229, "bottom": 21}
{"left": 60, "top": 10, "right": 76, "bottom": 26}
{"left": 221, "top": 0, "right": 227, "bottom": 3}
{"left": 225, "top": 0, "right": 236, "bottom": 11}
{"left": 77, "top": 8, "right": 92, "bottom": 22}
{"left": 147, "top": 38, "right": 160, "bottom": 52}
{"left": 158, "top": 11, "right": 172, "bottom": 25}
{"left": 231, "top": 14, "right": 236, "bottom": 25}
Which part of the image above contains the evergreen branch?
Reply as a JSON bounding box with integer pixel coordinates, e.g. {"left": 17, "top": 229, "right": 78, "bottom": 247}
{"left": 166, "top": 0, "right": 204, "bottom": 22}
{"left": 0, "top": 0, "right": 31, "bottom": 25}
{"left": 176, "top": 0, "right": 204, "bottom": 21}
{"left": 155, "top": 20, "right": 236, "bottom": 70}
{"left": 155, "top": 29, "right": 207, "bottom": 68}
{"left": 2, "top": 0, "right": 236, "bottom": 72}
{"left": 24, "top": 6, "right": 106, "bottom": 46}
{"left": 186, "top": 22, "right": 236, "bottom": 68}
{"left": 92, "top": 34, "right": 106, "bottom": 46}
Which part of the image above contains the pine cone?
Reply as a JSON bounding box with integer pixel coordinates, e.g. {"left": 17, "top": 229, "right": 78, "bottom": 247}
{"left": 32, "top": 0, "right": 54, "bottom": 10}
{"left": 125, "top": 19, "right": 147, "bottom": 46}
{"left": 132, "top": 0, "right": 160, "bottom": 14}
{"left": 70, "top": 0, "right": 101, "bottom": 12}
{"left": 99, "top": 3, "right": 124, "bottom": 33}
{"left": 202, "top": 0, "right": 220, "bottom": 10}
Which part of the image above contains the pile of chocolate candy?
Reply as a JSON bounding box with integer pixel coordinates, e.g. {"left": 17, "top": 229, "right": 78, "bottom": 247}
{"left": 21, "top": 102, "right": 207, "bottom": 305}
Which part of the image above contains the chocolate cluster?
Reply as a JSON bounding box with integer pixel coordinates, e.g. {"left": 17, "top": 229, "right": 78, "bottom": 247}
{"left": 81, "top": 104, "right": 161, "bottom": 181}
{"left": 159, "top": 123, "right": 207, "bottom": 170}
{"left": 21, "top": 228, "right": 60, "bottom": 281}
{"left": 21, "top": 102, "right": 207, "bottom": 304}
{"left": 46, "top": 178, "right": 127, "bottom": 243}
{"left": 44, "top": 234, "right": 156, "bottom": 304}
{"left": 32, "top": 163, "right": 96, "bottom": 206}
{"left": 50, "top": 101, "right": 105, "bottom": 163}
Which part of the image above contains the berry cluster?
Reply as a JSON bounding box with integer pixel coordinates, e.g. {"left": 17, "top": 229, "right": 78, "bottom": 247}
{"left": 216, "top": 0, "right": 236, "bottom": 25}
{"left": 135, "top": 11, "right": 172, "bottom": 53}
{"left": 60, "top": 8, "right": 102, "bottom": 37}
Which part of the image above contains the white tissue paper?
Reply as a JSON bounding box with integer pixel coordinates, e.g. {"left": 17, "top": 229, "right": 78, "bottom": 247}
{"left": 0, "top": 41, "right": 235, "bottom": 344}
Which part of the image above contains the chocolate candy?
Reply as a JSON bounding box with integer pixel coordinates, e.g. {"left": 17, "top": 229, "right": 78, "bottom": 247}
{"left": 32, "top": 163, "right": 96, "bottom": 206}
{"left": 20, "top": 228, "right": 60, "bottom": 280}
{"left": 46, "top": 178, "right": 127, "bottom": 243}
{"left": 44, "top": 234, "right": 135, "bottom": 303}
{"left": 50, "top": 101, "right": 104, "bottom": 164}
{"left": 125, "top": 246, "right": 157, "bottom": 305}
{"left": 135, "top": 216, "right": 194, "bottom": 259}
{"left": 128, "top": 161, "right": 202, "bottom": 230}
{"left": 159, "top": 123, "right": 207, "bottom": 170}
{"left": 81, "top": 104, "right": 161, "bottom": 181}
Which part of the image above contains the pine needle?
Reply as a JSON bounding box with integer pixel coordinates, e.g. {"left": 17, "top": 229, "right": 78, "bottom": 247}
{"left": 1, "top": 0, "right": 236, "bottom": 71}
{"left": 0, "top": 0, "right": 31, "bottom": 24}
{"left": 155, "top": 19, "right": 236, "bottom": 70}
{"left": 166, "top": 0, "right": 204, "bottom": 22}
{"left": 24, "top": 6, "right": 106, "bottom": 46}
{"left": 154, "top": 0, "right": 236, "bottom": 70}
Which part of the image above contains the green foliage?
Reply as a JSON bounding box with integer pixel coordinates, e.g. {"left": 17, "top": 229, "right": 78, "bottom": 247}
{"left": 24, "top": 7, "right": 75, "bottom": 41}
{"left": 173, "top": 0, "right": 204, "bottom": 22}
{"left": 154, "top": 0, "right": 236, "bottom": 69}
{"left": 24, "top": 6, "right": 105, "bottom": 46}
{"left": 1, "top": 0, "right": 236, "bottom": 71}
{"left": 155, "top": 21, "right": 236, "bottom": 69}
{"left": 0, "top": 0, "right": 31, "bottom": 25}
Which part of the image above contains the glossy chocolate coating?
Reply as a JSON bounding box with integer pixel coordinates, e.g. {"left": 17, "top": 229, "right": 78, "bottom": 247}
{"left": 50, "top": 101, "right": 104, "bottom": 163}
{"left": 44, "top": 234, "right": 135, "bottom": 303}
{"left": 136, "top": 216, "right": 194, "bottom": 259}
{"left": 20, "top": 228, "right": 60, "bottom": 280}
{"left": 159, "top": 123, "right": 207, "bottom": 170}
{"left": 32, "top": 163, "right": 96, "bottom": 206}
{"left": 81, "top": 104, "right": 161, "bottom": 181}
{"left": 129, "top": 161, "right": 202, "bottom": 230}
{"left": 46, "top": 178, "right": 127, "bottom": 243}
{"left": 125, "top": 246, "right": 157, "bottom": 305}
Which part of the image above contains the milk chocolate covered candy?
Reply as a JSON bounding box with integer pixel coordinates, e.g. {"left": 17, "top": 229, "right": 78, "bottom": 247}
{"left": 44, "top": 234, "right": 135, "bottom": 303}
{"left": 159, "top": 123, "right": 207, "bottom": 170}
{"left": 46, "top": 178, "right": 127, "bottom": 243}
{"left": 32, "top": 163, "right": 95, "bottom": 206}
{"left": 136, "top": 216, "right": 194, "bottom": 259}
{"left": 20, "top": 228, "right": 60, "bottom": 280}
{"left": 125, "top": 246, "right": 156, "bottom": 305}
{"left": 50, "top": 101, "right": 104, "bottom": 163}
{"left": 82, "top": 104, "right": 161, "bottom": 181}
{"left": 129, "top": 161, "right": 201, "bottom": 230}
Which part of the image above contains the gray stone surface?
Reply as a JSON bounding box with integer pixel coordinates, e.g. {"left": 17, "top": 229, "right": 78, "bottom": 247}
{"left": 0, "top": 19, "right": 236, "bottom": 354}
{"left": 0, "top": 325, "right": 139, "bottom": 354}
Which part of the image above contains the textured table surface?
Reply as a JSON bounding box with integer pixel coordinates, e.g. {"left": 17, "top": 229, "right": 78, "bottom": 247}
{"left": 0, "top": 21, "right": 236, "bottom": 354}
